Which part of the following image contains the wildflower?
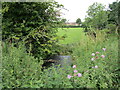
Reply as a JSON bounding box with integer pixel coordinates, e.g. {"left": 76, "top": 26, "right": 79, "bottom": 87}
{"left": 74, "top": 74, "right": 77, "bottom": 76}
{"left": 94, "top": 65, "right": 98, "bottom": 68}
{"left": 102, "top": 48, "right": 106, "bottom": 51}
{"left": 73, "top": 65, "right": 76, "bottom": 68}
{"left": 91, "top": 58, "right": 95, "bottom": 61}
{"left": 67, "top": 75, "right": 72, "bottom": 79}
{"left": 78, "top": 73, "right": 82, "bottom": 77}
{"left": 74, "top": 70, "right": 78, "bottom": 73}
{"left": 101, "top": 55, "right": 105, "bottom": 58}
{"left": 91, "top": 53, "right": 95, "bottom": 56}
{"left": 96, "top": 52, "right": 99, "bottom": 54}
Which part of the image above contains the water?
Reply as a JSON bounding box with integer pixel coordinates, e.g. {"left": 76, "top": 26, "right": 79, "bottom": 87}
{"left": 52, "top": 55, "right": 72, "bottom": 67}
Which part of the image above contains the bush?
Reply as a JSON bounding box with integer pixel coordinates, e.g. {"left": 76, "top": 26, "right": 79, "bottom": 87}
{"left": 2, "top": 42, "right": 43, "bottom": 88}
{"left": 2, "top": 2, "right": 63, "bottom": 59}
{"left": 106, "top": 24, "right": 116, "bottom": 33}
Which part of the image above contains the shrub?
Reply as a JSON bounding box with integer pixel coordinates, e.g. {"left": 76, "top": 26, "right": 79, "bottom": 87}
{"left": 106, "top": 24, "right": 116, "bottom": 33}
{"left": 2, "top": 42, "right": 43, "bottom": 88}
{"left": 2, "top": 2, "right": 64, "bottom": 59}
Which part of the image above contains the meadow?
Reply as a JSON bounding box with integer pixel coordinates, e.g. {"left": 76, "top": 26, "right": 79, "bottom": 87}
{"left": 57, "top": 28, "right": 85, "bottom": 44}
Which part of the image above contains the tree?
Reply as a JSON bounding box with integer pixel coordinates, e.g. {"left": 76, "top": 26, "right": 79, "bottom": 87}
{"left": 85, "top": 2, "right": 108, "bottom": 30}
{"left": 2, "top": 2, "right": 64, "bottom": 59}
{"left": 108, "top": 1, "right": 120, "bottom": 34}
{"left": 76, "top": 18, "right": 81, "bottom": 26}
{"left": 61, "top": 18, "right": 67, "bottom": 23}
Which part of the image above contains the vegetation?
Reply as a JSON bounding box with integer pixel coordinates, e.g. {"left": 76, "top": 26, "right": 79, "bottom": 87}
{"left": 1, "top": 1, "right": 119, "bottom": 89}
{"left": 2, "top": 2, "right": 63, "bottom": 59}
{"left": 83, "top": 2, "right": 108, "bottom": 30}
{"left": 82, "top": 1, "right": 120, "bottom": 34}
{"left": 76, "top": 18, "right": 81, "bottom": 26}
{"left": 57, "top": 28, "right": 84, "bottom": 44}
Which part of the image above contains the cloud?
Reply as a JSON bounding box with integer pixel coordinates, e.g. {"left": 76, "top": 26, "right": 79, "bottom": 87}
{"left": 56, "top": 0, "right": 117, "bottom": 22}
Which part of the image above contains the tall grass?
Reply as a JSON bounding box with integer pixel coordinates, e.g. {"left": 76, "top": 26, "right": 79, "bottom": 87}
{"left": 70, "top": 30, "right": 119, "bottom": 88}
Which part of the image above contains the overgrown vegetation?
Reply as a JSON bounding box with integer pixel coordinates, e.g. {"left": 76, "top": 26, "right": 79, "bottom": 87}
{"left": 2, "top": 30, "right": 119, "bottom": 88}
{"left": 1, "top": 1, "right": 119, "bottom": 89}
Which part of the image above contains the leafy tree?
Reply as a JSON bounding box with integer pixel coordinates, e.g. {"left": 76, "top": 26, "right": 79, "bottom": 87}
{"left": 82, "top": 17, "right": 92, "bottom": 32}
{"left": 2, "top": 2, "right": 64, "bottom": 59}
{"left": 85, "top": 2, "right": 108, "bottom": 30}
{"left": 61, "top": 18, "right": 67, "bottom": 23}
{"left": 108, "top": 1, "right": 120, "bottom": 34}
{"left": 76, "top": 18, "right": 81, "bottom": 26}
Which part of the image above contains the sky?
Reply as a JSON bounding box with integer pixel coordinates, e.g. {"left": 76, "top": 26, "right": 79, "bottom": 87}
{"left": 55, "top": 0, "right": 117, "bottom": 22}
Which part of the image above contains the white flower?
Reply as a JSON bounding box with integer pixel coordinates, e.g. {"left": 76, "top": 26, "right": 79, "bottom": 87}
{"left": 72, "top": 65, "right": 76, "bottom": 68}
{"left": 91, "top": 58, "right": 95, "bottom": 61}
{"left": 91, "top": 53, "right": 95, "bottom": 56}
{"left": 94, "top": 65, "right": 98, "bottom": 68}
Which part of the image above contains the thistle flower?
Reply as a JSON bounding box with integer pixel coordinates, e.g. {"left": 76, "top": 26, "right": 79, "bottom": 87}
{"left": 101, "top": 55, "right": 105, "bottom": 58}
{"left": 74, "top": 74, "right": 77, "bottom": 76}
{"left": 96, "top": 52, "right": 99, "bottom": 54}
{"left": 78, "top": 73, "right": 82, "bottom": 77}
{"left": 67, "top": 75, "right": 72, "bottom": 79}
{"left": 73, "top": 65, "right": 76, "bottom": 68}
{"left": 102, "top": 48, "right": 106, "bottom": 51}
{"left": 74, "top": 70, "right": 78, "bottom": 73}
{"left": 91, "top": 53, "right": 95, "bottom": 56}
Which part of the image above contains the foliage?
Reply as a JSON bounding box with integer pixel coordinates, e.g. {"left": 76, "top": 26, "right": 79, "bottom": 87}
{"left": 2, "top": 28, "right": 119, "bottom": 88}
{"left": 2, "top": 42, "right": 43, "bottom": 88}
{"left": 107, "top": 1, "right": 120, "bottom": 34}
{"left": 108, "top": 1, "right": 120, "bottom": 25}
{"left": 84, "top": 2, "right": 108, "bottom": 30}
{"left": 61, "top": 18, "right": 67, "bottom": 23}
{"left": 2, "top": 2, "right": 64, "bottom": 59}
{"left": 76, "top": 18, "right": 81, "bottom": 26}
{"left": 106, "top": 24, "right": 116, "bottom": 33}
{"left": 71, "top": 32, "right": 119, "bottom": 88}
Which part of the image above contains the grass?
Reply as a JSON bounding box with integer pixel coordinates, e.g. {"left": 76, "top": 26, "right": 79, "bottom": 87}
{"left": 57, "top": 28, "right": 85, "bottom": 44}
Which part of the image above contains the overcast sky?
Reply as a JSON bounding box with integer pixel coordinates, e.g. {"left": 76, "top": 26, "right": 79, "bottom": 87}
{"left": 55, "top": 0, "right": 117, "bottom": 22}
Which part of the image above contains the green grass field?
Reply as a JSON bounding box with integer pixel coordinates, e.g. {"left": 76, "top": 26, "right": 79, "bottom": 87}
{"left": 57, "top": 28, "right": 85, "bottom": 44}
